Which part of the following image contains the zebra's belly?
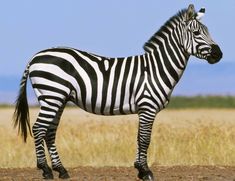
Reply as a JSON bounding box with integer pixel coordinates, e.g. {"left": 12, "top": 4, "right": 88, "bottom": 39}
{"left": 76, "top": 98, "right": 137, "bottom": 115}
{"left": 104, "top": 103, "right": 137, "bottom": 115}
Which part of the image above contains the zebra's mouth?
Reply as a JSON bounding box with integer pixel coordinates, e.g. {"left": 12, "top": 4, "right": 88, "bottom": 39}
{"left": 207, "top": 56, "right": 221, "bottom": 64}
{"left": 196, "top": 53, "right": 207, "bottom": 60}
{"left": 196, "top": 44, "right": 223, "bottom": 64}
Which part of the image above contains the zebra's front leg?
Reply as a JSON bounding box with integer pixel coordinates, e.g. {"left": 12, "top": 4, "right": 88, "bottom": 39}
{"left": 134, "top": 109, "right": 156, "bottom": 181}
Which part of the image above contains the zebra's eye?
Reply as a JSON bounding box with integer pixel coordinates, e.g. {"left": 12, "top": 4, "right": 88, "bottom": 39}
{"left": 193, "top": 30, "right": 200, "bottom": 36}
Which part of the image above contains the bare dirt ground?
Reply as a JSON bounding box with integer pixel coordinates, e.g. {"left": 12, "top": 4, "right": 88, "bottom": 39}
{"left": 0, "top": 166, "right": 234, "bottom": 181}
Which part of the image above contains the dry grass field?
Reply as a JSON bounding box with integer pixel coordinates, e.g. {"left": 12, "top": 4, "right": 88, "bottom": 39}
{"left": 0, "top": 107, "right": 234, "bottom": 170}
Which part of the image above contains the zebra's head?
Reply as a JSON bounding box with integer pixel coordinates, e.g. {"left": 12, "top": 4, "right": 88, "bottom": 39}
{"left": 182, "top": 4, "right": 223, "bottom": 64}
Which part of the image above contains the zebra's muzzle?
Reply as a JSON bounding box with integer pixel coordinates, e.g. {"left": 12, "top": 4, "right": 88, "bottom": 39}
{"left": 207, "top": 44, "right": 223, "bottom": 64}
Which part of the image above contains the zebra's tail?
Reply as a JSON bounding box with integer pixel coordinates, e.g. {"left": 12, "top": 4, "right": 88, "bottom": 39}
{"left": 13, "top": 63, "right": 32, "bottom": 142}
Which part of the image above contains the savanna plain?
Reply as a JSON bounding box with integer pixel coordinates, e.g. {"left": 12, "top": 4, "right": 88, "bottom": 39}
{"left": 0, "top": 105, "right": 234, "bottom": 180}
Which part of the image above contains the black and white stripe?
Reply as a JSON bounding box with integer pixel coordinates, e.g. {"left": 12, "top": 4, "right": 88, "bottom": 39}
{"left": 14, "top": 4, "right": 222, "bottom": 180}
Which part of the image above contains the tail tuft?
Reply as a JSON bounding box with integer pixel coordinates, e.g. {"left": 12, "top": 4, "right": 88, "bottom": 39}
{"left": 13, "top": 67, "right": 32, "bottom": 142}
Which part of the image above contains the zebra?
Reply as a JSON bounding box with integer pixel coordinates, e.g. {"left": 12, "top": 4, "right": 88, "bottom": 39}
{"left": 13, "top": 4, "right": 222, "bottom": 181}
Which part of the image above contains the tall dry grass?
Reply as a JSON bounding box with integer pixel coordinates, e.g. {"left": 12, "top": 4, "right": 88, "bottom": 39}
{"left": 0, "top": 107, "right": 234, "bottom": 168}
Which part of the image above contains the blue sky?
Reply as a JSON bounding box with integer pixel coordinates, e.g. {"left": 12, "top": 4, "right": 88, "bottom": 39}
{"left": 0, "top": 1, "right": 235, "bottom": 103}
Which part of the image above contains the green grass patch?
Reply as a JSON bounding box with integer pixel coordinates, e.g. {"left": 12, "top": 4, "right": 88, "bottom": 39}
{"left": 168, "top": 96, "right": 235, "bottom": 109}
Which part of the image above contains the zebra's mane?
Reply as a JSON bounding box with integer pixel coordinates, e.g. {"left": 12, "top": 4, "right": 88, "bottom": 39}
{"left": 143, "top": 9, "right": 187, "bottom": 52}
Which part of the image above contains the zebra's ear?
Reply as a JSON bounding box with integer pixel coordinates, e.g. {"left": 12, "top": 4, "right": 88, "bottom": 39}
{"left": 186, "top": 4, "right": 195, "bottom": 21}
{"left": 196, "top": 7, "right": 205, "bottom": 20}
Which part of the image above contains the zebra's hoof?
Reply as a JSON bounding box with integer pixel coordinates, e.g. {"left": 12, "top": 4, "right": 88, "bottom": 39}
{"left": 134, "top": 162, "right": 154, "bottom": 181}
{"left": 59, "top": 171, "right": 70, "bottom": 179}
{"left": 141, "top": 171, "right": 154, "bottom": 181}
{"left": 37, "top": 163, "right": 54, "bottom": 179}
{"left": 42, "top": 172, "right": 54, "bottom": 179}
{"left": 138, "top": 170, "right": 154, "bottom": 181}
{"left": 53, "top": 166, "right": 70, "bottom": 179}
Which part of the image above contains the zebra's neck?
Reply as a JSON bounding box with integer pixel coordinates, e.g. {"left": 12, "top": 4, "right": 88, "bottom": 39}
{"left": 145, "top": 31, "right": 189, "bottom": 83}
{"left": 142, "top": 10, "right": 190, "bottom": 97}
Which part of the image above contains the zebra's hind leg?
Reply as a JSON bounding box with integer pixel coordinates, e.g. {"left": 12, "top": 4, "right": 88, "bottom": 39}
{"left": 134, "top": 107, "right": 156, "bottom": 181}
{"left": 45, "top": 128, "right": 69, "bottom": 179}
{"left": 33, "top": 115, "right": 53, "bottom": 179}
{"left": 32, "top": 98, "right": 68, "bottom": 179}
{"left": 44, "top": 105, "right": 70, "bottom": 179}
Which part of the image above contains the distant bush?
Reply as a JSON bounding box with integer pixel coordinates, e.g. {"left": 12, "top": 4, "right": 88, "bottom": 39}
{"left": 168, "top": 96, "right": 235, "bottom": 109}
